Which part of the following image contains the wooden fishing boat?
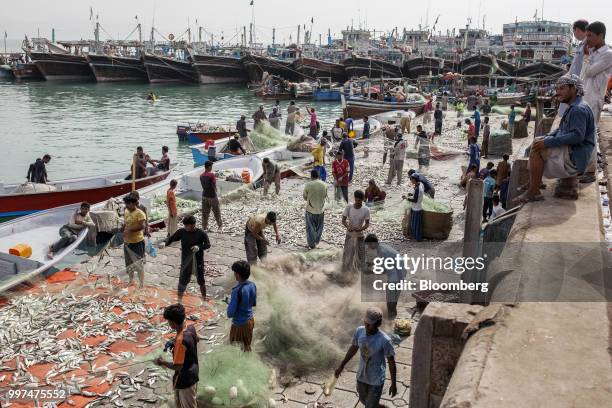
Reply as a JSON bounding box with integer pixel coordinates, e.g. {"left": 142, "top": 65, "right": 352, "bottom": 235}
{"left": 291, "top": 57, "right": 346, "bottom": 82}
{"left": 191, "top": 53, "right": 248, "bottom": 84}
{"left": 0, "top": 167, "right": 175, "bottom": 221}
{"left": 343, "top": 55, "right": 403, "bottom": 79}
{"left": 0, "top": 171, "right": 172, "bottom": 293}
{"left": 87, "top": 54, "right": 148, "bottom": 82}
{"left": 240, "top": 53, "right": 298, "bottom": 83}
{"left": 12, "top": 62, "right": 44, "bottom": 80}
{"left": 143, "top": 53, "right": 198, "bottom": 84}
{"left": 30, "top": 51, "right": 94, "bottom": 81}
{"left": 342, "top": 94, "right": 426, "bottom": 118}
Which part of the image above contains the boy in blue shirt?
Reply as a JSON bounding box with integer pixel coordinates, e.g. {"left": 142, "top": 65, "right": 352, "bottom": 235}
{"left": 227, "top": 260, "right": 257, "bottom": 351}
{"left": 483, "top": 169, "right": 497, "bottom": 221}
{"left": 335, "top": 307, "right": 397, "bottom": 408}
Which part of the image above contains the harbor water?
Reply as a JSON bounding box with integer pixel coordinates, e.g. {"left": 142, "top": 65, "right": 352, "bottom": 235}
{"left": 0, "top": 79, "right": 342, "bottom": 184}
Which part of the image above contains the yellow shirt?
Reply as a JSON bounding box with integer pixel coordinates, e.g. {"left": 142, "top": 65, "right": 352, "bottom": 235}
{"left": 311, "top": 145, "right": 325, "bottom": 166}
{"left": 339, "top": 121, "right": 347, "bottom": 131}
{"left": 124, "top": 208, "right": 146, "bottom": 244}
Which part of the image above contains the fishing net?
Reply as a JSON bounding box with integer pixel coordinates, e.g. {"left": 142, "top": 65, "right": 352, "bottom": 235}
{"left": 149, "top": 195, "right": 200, "bottom": 222}
{"left": 249, "top": 122, "right": 293, "bottom": 150}
{"left": 197, "top": 345, "right": 272, "bottom": 407}
{"left": 250, "top": 255, "right": 368, "bottom": 376}
{"left": 491, "top": 106, "right": 526, "bottom": 116}
{"left": 11, "top": 182, "right": 57, "bottom": 193}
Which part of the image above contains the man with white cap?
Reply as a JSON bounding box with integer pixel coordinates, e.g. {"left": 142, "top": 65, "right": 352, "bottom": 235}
{"left": 514, "top": 74, "right": 595, "bottom": 203}
{"left": 335, "top": 307, "right": 397, "bottom": 407}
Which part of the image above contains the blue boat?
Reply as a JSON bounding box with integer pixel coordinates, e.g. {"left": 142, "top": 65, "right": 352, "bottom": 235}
{"left": 313, "top": 88, "right": 341, "bottom": 101}
{"left": 191, "top": 140, "right": 237, "bottom": 166}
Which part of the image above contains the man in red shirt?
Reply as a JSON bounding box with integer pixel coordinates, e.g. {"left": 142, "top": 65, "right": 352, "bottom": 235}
{"left": 199, "top": 161, "right": 222, "bottom": 231}
{"left": 332, "top": 151, "right": 350, "bottom": 203}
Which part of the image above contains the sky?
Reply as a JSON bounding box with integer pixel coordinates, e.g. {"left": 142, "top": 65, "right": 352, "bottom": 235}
{"left": 0, "top": 0, "right": 605, "bottom": 46}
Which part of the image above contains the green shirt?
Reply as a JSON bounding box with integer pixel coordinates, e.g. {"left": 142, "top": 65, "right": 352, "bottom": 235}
{"left": 303, "top": 180, "right": 328, "bottom": 215}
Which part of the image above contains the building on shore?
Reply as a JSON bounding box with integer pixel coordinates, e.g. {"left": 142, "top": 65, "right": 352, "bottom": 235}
{"left": 502, "top": 20, "right": 572, "bottom": 66}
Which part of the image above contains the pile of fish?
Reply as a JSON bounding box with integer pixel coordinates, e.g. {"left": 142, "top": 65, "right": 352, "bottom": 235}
{"left": 0, "top": 290, "right": 171, "bottom": 401}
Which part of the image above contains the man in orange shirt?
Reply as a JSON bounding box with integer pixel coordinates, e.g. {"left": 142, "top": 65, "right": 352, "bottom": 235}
{"left": 156, "top": 304, "right": 199, "bottom": 408}
{"left": 166, "top": 179, "right": 178, "bottom": 236}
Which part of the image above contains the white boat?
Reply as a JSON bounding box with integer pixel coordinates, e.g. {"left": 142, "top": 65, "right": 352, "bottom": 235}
{"left": 138, "top": 155, "right": 265, "bottom": 223}
{"left": 0, "top": 204, "right": 90, "bottom": 293}
{"left": 0, "top": 171, "right": 177, "bottom": 293}
{"left": 372, "top": 110, "right": 416, "bottom": 127}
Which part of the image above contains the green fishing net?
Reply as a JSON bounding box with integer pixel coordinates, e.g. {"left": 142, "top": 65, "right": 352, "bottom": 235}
{"left": 259, "top": 292, "right": 344, "bottom": 374}
{"left": 197, "top": 345, "right": 272, "bottom": 407}
{"left": 149, "top": 195, "right": 200, "bottom": 222}
{"left": 249, "top": 122, "right": 293, "bottom": 150}
{"left": 491, "top": 106, "right": 526, "bottom": 116}
{"left": 402, "top": 195, "right": 452, "bottom": 213}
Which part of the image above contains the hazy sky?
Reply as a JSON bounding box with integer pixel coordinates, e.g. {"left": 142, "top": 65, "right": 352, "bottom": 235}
{"left": 0, "top": 0, "right": 605, "bottom": 44}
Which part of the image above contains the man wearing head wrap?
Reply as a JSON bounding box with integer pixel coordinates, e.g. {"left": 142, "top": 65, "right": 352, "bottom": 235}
{"left": 514, "top": 75, "right": 595, "bottom": 204}
{"left": 335, "top": 307, "right": 397, "bottom": 408}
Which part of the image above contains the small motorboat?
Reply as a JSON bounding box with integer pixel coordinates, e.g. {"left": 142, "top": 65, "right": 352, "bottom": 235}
{"left": 0, "top": 167, "right": 175, "bottom": 222}
{"left": 176, "top": 122, "right": 238, "bottom": 144}
{"left": 190, "top": 139, "right": 236, "bottom": 166}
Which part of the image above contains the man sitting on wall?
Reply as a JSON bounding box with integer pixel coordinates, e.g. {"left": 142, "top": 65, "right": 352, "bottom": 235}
{"left": 515, "top": 75, "right": 595, "bottom": 203}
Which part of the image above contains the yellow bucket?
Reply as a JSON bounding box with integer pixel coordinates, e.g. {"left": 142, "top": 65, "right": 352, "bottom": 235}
{"left": 9, "top": 244, "right": 32, "bottom": 258}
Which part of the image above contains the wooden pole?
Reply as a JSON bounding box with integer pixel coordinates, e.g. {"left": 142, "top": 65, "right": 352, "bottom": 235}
{"left": 131, "top": 153, "right": 137, "bottom": 192}
{"left": 506, "top": 158, "right": 529, "bottom": 210}
{"left": 462, "top": 178, "right": 484, "bottom": 304}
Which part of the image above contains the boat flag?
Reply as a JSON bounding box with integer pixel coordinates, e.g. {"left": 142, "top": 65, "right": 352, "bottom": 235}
{"left": 311, "top": 17, "right": 314, "bottom": 24}
{"left": 89, "top": 7, "right": 93, "bottom": 21}
{"left": 250, "top": 0, "right": 254, "bottom": 5}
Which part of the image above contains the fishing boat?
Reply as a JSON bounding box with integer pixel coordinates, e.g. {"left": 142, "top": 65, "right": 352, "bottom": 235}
{"left": 291, "top": 57, "right": 346, "bottom": 82}
{"left": 143, "top": 53, "right": 198, "bottom": 84}
{"left": 190, "top": 139, "right": 235, "bottom": 166}
{"left": 241, "top": 53, "right": 298, "bottom": 83}
{"left": 342, "top": 94, "right": 426, "bottom": 118}
{"left": 0, "top": 171, "right": 173, "bottom": 293}
{"left": 513, "top": 62, "right": 564, "bottom": 79}
{"left": 402, "top": 57, "right": 456, "bottom": 79}
{"left": 30, "top": 40, "right": 95, "bottom": 81}
{"left": 87, "top": 54, "right": 148, "bottom": 82}
{"left": 191, "top": 53, "right": 249, "bottom": 84}
{"left": 186, "top": 127, "right": 238, "bottom": 144}
{"left": 0, "top": 64, "right": 13, "bottom": 79}
{"left": 0, "top": 167, "right": 175, "bottom": 221}
{"left": 11, "top": 62, "right": 44, "bottom": 80}
{"left": 343, "top": 55, "right": 403, "bottom": 79}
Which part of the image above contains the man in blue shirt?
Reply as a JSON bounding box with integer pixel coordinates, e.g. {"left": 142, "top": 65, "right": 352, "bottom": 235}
{"left": 408, "top": 169, "right": 435, "bottom": 198}
{"left": 227, "top": 260, "right": 257, "bottom": 351}
{"left": 472, "top": 108, "right": 481, "bottom": 138}
{"left": 468, "top": 137, "right": 481, "bottom": 172}
{"left": 335, "top": 307, "right": 397, "bottom": 408}
{"left": 483, "top": 169, "right": 497, "bottom": 221}
{"left": 516, "top": 75, "right": 595, "bottom": 203}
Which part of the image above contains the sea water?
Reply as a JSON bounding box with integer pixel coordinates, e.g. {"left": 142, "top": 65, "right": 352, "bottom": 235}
{"left": 0, "top": 79, "right": 342, "bottom": 183}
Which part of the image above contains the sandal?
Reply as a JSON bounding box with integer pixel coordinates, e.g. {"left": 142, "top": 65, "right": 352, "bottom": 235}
{"left": 513, "top": 192, "right": 545, "bottom": 204}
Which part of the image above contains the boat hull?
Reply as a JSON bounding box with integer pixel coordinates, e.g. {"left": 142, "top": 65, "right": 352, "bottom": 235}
{"left": 12, "top": 63, "right": 44, "bottom": 80}
{"left": 191, "top": 55, "right": 248, "bottom": 84}
{"left": 30, "top": 52, "right": 94, "bottom": 81}
{"left": 344, "top": 98, "right": 425, "bottom": 118}
{"left": 241, "top": 54, "right": 298, "bottom": 83}
{"left": 292, "top": 57, "right": 346, "bottom": 82}
{"left": 343, "top": 56, "right": 403, "bottom": 79}
{"left": 87, "top": 54, "right": 148, "bottom": 82}
{"left": 186, "top": 131, "right": 237, "bottom": 144}
{"left": 0, "top": 170, "right": 172, "bottom": 220}
{"left": 0, "top": 66, "right": 13, "bottom": 79}
{"left": 143, "top": 54, "right": 198, "bottom": 83}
